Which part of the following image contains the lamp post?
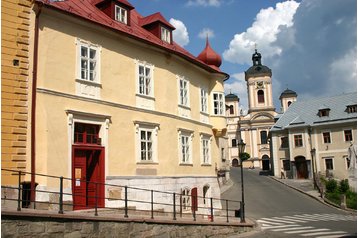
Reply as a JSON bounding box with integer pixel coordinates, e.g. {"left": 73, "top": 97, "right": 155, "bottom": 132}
{"left": 310, "top": 148, "right": 317, "bottom": 189}
{"left": 238, "top": 139, "right": 246, "bottom": 223}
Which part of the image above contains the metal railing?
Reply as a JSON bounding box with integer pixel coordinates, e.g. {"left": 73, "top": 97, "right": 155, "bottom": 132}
{"left": 1, "top": 169, "right": 243, "bottom": 223}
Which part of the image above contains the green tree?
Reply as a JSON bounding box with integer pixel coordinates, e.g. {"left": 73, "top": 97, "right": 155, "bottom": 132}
{"left": 239, "top": 152, "right": 250, "bottom": 161}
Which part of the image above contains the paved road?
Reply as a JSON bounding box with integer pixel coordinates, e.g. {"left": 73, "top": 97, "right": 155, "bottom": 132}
{"left": 222, "top": 167, "right": 357, "bottom": 238}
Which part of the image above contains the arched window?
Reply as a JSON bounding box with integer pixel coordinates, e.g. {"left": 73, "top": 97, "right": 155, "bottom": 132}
{"left": 287, "top": 101, "right": 292, "bottom": 107}
{"left": 229, "top": 105, "right": 234, "bottom": 115}
{"left": 260, "top": 130, "right": 268, "bottom": 144}
{"left": 257, "top": 90, "right": 265, "bottom": 103}
{"left": 181, "top": 187, "right": 191, "bottom": 210}
{"left": 203, "top": 185, "right": 210, "bottom": 205}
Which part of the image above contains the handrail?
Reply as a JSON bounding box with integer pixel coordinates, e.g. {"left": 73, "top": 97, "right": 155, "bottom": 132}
{"left": 1, "top": 168, "right": 243, "bottom": 223}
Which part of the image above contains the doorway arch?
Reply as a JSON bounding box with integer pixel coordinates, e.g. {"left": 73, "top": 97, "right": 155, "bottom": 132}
{"left": 232, "top": 159, "right": 239, "bottom": 167}
{"left": 262, "top": 154, "right": 270, "bottom": 170}
{"left": 295, "top": 156, "right": 308, "bottom": 179}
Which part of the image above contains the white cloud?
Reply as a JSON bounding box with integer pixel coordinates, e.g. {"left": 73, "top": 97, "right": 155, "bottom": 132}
{"left": 223, "top": 1, "right": 300, "bottom": 65}
{"left": 198, "top": 28, "right": 215, "bottom": 39}
{"left": 169, "top": 18, "right": 190, "bottom": 47}
{"left": 186, "top": 0, "right": 221, "bottom": 7}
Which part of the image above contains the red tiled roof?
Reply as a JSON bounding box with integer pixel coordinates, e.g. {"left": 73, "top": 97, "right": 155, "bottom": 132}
{"left": 36, "top": 0, "right": 228, "bottom": 78}
{"left": 140, "top": 12, "right": 175, "bottom": 30}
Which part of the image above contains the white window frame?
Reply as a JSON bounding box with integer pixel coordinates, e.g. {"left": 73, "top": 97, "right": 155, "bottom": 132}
{"left": 181, "top": 187, "right": 191, "bottom": 211}
{"left": 135, "top": 61, "right": 154, "bottom": 98}
{"left": 200, "top": 87, "right": 208, "bottom": 113}
{"left": 135, "top": 122, "right": 159, "bottom": 163}
{"left": 115, "top": 5, "right": 127, "bottom": 24}
{"left": 178, "top": 130, "right": 193, "bottom": 164}
{"left": 343, "top": 128, "right": 353, "bottom": 142}
{"left": 178, "top": 76, "right": 190, "bottom": 107}
{"left": 161, "top": 27, "right": 171, "bottom": 43}
{"left": 200, "top": 134, "right": 211, "bottom": 165}
{"left": 213, "top": 92, "right": 224, "bottom": 116}
{"left": 76, "top": 39, "right": 101, "bottom": 83}
{"left": 324, "top": 157, "right": 334, "bottom": 170}
{"left": 322, "top": 131, "right": 331, "bottom": 144}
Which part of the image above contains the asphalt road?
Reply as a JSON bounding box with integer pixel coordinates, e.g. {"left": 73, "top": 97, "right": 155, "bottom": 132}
{"left": 222, "top": 167, "right": 357, "bottom": 238}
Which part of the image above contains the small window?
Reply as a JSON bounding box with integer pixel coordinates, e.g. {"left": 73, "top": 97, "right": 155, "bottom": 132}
{"left": 260, "top": 131, "right": 268, "bottom": 144}
{"left": 229, "top": 105, "right": 234, "bottom": 115}
{"left": 181, "top": 188, "right": 191, "bottom": 210}
{"left": 80, "top": 45, "right": 98, "bottom": 81}
{"left": 137, "top": 63, "right": 153, "bottom": 97}
{"left": 74, "top": 123, "right": 100, "bottom": 145}
{"left": 257, "top": 90, "right": 265, "bottom": 103}
{"left": 221, "top": 148, "right": 225, "bottom": 162}
{"left": 202, "top": 137, "right": 210, "bottom": 164}
{"left": 161, "top": 27, "right": 171, "bottom": 43}
{"left": 287, "top": 101, "right": 292, "bottom": 107}
{"left": 282, "top": 159, "right": 290, "bottom": 171}
{"left": 322, "top": 132, "right": 331, "bottom": 144}
{"left": 347, "top": 105, "right": 357, "bottom": 113}
{"left": 344, "top": 129, "right": 353, "bottom": 142}
{"left": 325, "top": 158, "right": 334, "bottom": 170}
{"left": 294, "top": 134, "right": 303, "bottom": 147}
{"left": 345, "top": 156, "right": 350, "bottom": 169}
{"left": 140, "top": 129, "right": 153, "bottom": 161}
{"left": 232, "top": 139, "right": 237, "bottom": 147}
{"left": 179, "top": 131, "right": 192, "bottom": 164}
{"left": 319, "top": 109, "right": 330, "bottom": 117}
{"left": 281, "top": 136, "right": 289, "bottom": 148}
{"left": 200, "top": 88, "right": 208, "bottom": 113}
{"left": 115, "top": 5, "right": 127, "bottom": 24}
{"left": 179, "top": 77, "right": 189, "bottom": 107}
{"left": 213, "top": 92, "right": 224, "bottom": 115}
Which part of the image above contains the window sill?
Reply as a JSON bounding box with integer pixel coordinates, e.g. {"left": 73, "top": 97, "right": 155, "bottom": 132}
{"left": 76, "top": 78, "right": 102, "bottom": 87}
{"left": 136, "top": 93, "right": 155, "bottom": 101}
{"left": 178, "top": 104, "right": 191, "bottom": 110}
{"left": 179, "top": 163, "right": 193, "bottom": 166}
{"left": 201, "top": 163, "right": 212, "bottom": 167}
{"left": 137, "top": 161, "right": 158, "bottom": 165}
{"left": 200, "top": 111, "right": 209, "bottom": 116}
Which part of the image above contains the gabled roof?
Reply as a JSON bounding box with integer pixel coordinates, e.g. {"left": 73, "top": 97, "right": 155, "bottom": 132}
{"left": 37, "top": 0, "right": 228, "bottom": 79}
{"left": 139, "top": 12, "right": 175, "bottom": 30}
{"left": 271, "top": 92, "right": 357, "bottom": 132}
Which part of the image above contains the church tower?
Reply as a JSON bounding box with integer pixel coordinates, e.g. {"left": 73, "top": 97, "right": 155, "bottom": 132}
{"left": 279, "top": 88, "right": 297, "bottom": 113}
{"left": 245, "top": 50, "right": 275, "bottom": 114}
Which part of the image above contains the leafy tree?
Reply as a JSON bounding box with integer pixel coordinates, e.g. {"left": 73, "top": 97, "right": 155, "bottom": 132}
{"left": 239, "top": 152, "right": 250, "bottom": 161}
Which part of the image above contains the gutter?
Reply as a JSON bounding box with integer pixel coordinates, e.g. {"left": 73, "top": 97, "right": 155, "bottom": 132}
{"left": 30, "top": 1, "right": 43, "bottom": 205}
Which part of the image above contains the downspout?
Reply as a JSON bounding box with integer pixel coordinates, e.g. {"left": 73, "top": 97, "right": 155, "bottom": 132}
{"left": 30, "top": 1, "right": 43, "bottom": 205}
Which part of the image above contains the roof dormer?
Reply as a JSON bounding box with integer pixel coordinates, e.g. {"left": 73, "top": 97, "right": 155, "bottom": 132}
{"left": 96, "top": 0, "right": 134, "bottom": 25}
{"left": 140, "top": 12, "right": 175, "bottom": 44}
{"left": 346, "top": 104, "right": 357, "bottom": 113}
{"left": 318, "top": 105, "right": 330, "bottom": 117}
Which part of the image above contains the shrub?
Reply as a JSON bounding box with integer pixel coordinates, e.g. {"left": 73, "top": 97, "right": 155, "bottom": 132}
{"left": 346, "top": 190, "right": 357, "bottom": 210}
{"left": 325, "top": 192, "right": 340, "bottom": 205}
{"left": 339, "top": 179, "right": 350, "bottom": 194}
{"left": 325, "top": 179, "right": 338, "bottom": 193}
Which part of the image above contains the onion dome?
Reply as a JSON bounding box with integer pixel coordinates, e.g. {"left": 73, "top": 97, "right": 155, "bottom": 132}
{"left": 197, "top": 38, "right": 222, "bottom": 69}
{"left": 279, "top": 88, "right": 297, "bottom": 100}
{"left": 225, "top": 93, "right": 239, "bottom": 101}
{"left": 245, "top": 49, "right": 272, "bottom": 80}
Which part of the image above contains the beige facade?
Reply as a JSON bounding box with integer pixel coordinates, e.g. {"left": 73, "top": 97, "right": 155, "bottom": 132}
{"left": 1, "top": 0, "right": 32, "bottom": 185}
{"left": 271, "top": 92, "right": 357, "bottom": 183}
{"left": 226, "top": 50, "right": 277, "bottom": 169}
{"left": 29, "top": 1, "right": 229, "bottom": 210}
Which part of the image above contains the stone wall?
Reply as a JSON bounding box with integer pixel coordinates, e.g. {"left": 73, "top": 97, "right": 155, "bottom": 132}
{"left": 2, "top": 214, "right": 253, "bottom": 238}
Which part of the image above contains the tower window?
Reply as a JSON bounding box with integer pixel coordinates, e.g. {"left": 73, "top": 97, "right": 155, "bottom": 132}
{"left": 257, "top": 90, "right": 265, "bottom": 103}
{"left": 287, "top": 101, "right": 292, "bottom": 107}
{"left": 229, "top": 105, "right": 234, "bottom": 115}
{"left": 260, "top": 131, "right": 268, "bottom": 144}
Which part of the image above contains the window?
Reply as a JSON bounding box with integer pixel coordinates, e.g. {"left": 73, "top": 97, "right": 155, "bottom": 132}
{"left": 213, "top": 92, "right": 224, "bottom": 115}
{"left": 179, "top": 77, "right": 189, "bottom": 107}
{"left": 260, "top": 131, "right": 268, "bottom": 144}
{"left": 202, "top": 138, "right": 210, "bottom": 164}
{"left": 232, "top": 139, "right": 237, "bottom": 147}
{"left": 319, "top": 109, "right": 330, "bottom": 117}
{"left": 257, "top": 90, "right": 265, "bottom": 103}
{"left": 137, "top": 63, "right": 153, "bottom": 97}
{"left": 179, "top": 131, "right": 192, "bottom": 164}
{"left": 135, "top": 122, "right": 159, "bottom": 163}
{"left": 287, "top": 101, "right": 292, "bottom": 107}
{"left": 140, "top": 129, "right": 153, "bottom": 161}
{"left": 294, "top": 134, "right": 303, "bottom": 147}
{"left": 344, "top": 129, "right": 353, "bottom": 142}
{"left": 161, "top": 27, "right": 171, "bottom": 43}
{"left": 80, "top": 45, "right": 98, "bottom": 82}
{"left": 347, "top": 105, "right": 357, "bottom": 113}
{"left": 281, "top": 136, "right": 289, "bottom": 148}
{"left": 324, "top": 157, "right": 334, "bottom": 170}
{"left": 345, "top": 156, "right": 350, "bottom": 169}
{"left": 115, "top": 5, "right": 127, "bottom": 24}
{"left": 322, "top": 132, "right": 331, "bottom": 144}
{"left": 203, "top": 185, "right": 210, "bottom": 205}
{"left": 200, "top": 88, "right": 208, "bottom": 113}
{"left": 74, "top": 123, "right": 100, "bottom": 145}
{"left": 181, "top": 188, "right": 191, "bottom": 210}
{"left": 229, "top": 105, "right": 234, "bottom": 115}
{"left": 221, "top": 148, "right": 225, "bottom": 162}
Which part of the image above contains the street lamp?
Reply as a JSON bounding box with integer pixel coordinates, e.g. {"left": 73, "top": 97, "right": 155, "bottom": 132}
{"left": 238, "top": 139, "right": 246, "bottom": 223}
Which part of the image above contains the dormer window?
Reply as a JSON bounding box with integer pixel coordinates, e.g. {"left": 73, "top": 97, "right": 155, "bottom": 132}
{"left": 319, "top": 109, "right": 330, "bottom": 117}
{"left": 115, "top": 5, "right": 127, "bottom": 24}
{"left": 161, "top": 27, "right": 171, "bottom": 43}
{"left": 347, "top": 104, "right": 357, "bottom": 113}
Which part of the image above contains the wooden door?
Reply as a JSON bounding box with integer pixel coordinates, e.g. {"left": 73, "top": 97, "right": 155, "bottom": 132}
{"left": 73, "top": 149, "right": 87, "bottom": 210}
{"left": 295, "top": 156, "right": 308, "bottom": 179}
{"left": 191, "top": 187, "right": 198, "bottom": 212}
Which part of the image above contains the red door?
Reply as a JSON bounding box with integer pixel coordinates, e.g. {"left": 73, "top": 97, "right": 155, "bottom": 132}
{"left": 191, "top": 187, "right": 198, "bottom": 212}
{"left": 72, "top": 147, "right": 104, "bottom": 210}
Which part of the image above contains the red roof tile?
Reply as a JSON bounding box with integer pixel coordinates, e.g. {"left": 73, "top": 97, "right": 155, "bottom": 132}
{"left": 37, "top": 0, "right": 228, "bottom": 78}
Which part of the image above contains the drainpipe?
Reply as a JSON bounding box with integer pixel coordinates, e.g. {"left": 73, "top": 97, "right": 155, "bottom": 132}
{"left": 30, "top": 1, "right": 43, "bottom": 205}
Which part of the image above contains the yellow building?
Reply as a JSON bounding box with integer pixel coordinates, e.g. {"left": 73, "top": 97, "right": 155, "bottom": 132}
{"left": 1, "top": 0, "right": 32, "bottom": 185}
{"left": 271, "top": 92, "right": 357, "bottom": 183}
{"left": 21, "top": 0, "right": 229, "bottom": 211}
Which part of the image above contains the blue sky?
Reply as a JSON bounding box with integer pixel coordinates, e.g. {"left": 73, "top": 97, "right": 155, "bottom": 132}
{"left": 130, "top": 0, "right": 357, "bottom": 111}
